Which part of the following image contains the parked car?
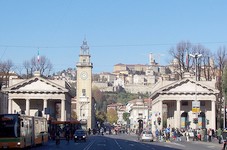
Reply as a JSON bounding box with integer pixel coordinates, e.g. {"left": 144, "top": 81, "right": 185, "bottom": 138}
{"left": 74, "top": 129, "right": 86, "bottom": 142}
{"left": 139, "top": 130, "right": 154, "bottom": 142}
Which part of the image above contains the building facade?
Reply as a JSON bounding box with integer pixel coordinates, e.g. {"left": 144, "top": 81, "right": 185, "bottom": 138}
{"left": 4, "top": 71, "right": 74, "bottom": 121}
{"left": 150, "top": 77, "right": 219, "bottom": 133}
{"left": 129, "top": 99, "right": 149, "bottom": 132}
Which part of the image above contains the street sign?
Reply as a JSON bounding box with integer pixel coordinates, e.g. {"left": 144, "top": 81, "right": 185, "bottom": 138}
{"left": 192, "top": 107, "right": 200, "bottom": 113}
{"left": 192, "top": 101, "right": 200, "bottom": 108}
{"left": 192, "top": 101, "right": 200, "bottom": 113}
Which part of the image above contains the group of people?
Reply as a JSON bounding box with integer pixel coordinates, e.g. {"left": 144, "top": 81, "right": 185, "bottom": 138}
{"left": 154, "top": 127, "right": 224, "bottom": 144}
{"left": 155, "top": 127, "right": 182, "bottom": 142}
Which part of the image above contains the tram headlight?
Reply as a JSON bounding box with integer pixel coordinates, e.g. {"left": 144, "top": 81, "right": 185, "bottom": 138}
{"left": 75, "top": 136, "right": 77, "bottom": 138}
{"left": 17, "top": 142, "right": 21, "bottom": 146}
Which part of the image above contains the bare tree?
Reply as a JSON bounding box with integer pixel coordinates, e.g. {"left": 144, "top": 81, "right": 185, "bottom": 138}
{"left": 191, "top": 44, "right": 212, "bottom": 81}
{"left": 169, "top": 41, "right": 192, "bottom": 79}
{"left": 215, "top": 46, "right": 227, "bottom": 128}
{"left": 23, "top": 55, "right": 53, "bottom": 77}
{"left": 0, "top": 60, "right": 14, "bottom": 87}
{"left": 23, "top": 60, "right": 32, "bottom": 78}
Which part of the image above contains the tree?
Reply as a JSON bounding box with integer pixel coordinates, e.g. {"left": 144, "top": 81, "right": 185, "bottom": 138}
{"left": 23, "top": 55, "right": 53, "bottom": 78}
{"left": 191, "top": 44, "right": 213, "bottom": 81}
{"left": 169, "top": 41, "right": 213, "bottom": 80}
{"left": 215, "top": 46, "right": 227, "bottom": 128}
{"left": 169, "top": 41, "right": 192, "bottom": 79}
{"left": 0, "top": 60, "right": 14, "bottom": 87}
{"left": 123, "top": 112, "right": 130, "bottom": 124}
{"left": 106, "top": 108, "right": 118, "bottom": 124}
{"left": 96, "top": 111, "right": 107, "bottom": 125}
{"left": 92, "top": 86, "right": 108, "bottom": 112}
{"left": 222, "top": 66, "right": 227, "bottom": 128}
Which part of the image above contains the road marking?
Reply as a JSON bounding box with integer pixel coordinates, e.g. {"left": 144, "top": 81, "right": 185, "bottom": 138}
{"left": 114, "top": 139, "right": 122, "bottom": 149}
{"left": 83, "top": 140, "right": 95, "bottom": 150}
{"left": 164, "top": 145, "right": 172, "bottom": 148}
{"left": 167, "top": 142, "right": 185, "bottom": 147}
{"left": 97, "top": 144, "right": 106, "bottom": 146}
{"left": 207, "top": 145, "right": 219, "bottom": 149}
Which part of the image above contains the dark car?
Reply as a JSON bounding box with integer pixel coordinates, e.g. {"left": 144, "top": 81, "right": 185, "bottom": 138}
{"left": 74, "top": 129, "right": 86, "bottom": 142}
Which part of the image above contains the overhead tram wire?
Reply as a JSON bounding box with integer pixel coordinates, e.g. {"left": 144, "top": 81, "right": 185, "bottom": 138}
{"left": 0, "top": 48, "right": 7, "bottom": 61}
{"left": 0, "top": 41, "right": 227, "bottom": 49}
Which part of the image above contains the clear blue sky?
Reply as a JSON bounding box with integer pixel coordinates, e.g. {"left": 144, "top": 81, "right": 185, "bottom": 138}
{"left": 0, "top": 0, "right": 227, "bottom": 73}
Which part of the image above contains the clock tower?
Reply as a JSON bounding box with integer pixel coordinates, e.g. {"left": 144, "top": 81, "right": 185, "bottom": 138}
{"left": 76, "top": 39, "right": 94, "bottom": 129}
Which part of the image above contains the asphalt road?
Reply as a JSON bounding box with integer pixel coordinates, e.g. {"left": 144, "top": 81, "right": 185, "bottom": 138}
{"left": 32, "top": 134, "right": 223, "bottom": 150}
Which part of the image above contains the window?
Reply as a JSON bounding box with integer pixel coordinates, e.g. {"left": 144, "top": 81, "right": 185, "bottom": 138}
{"left": 182, "top": 101, "right": 188, "bottom": 106}
{"left": 82, "top": 89, "right": 86, "bottom": 96}
{"left": 201, "top": 101, "right": 205, "bottom": 106}
{"left": 138, "top": 113, "right": 143, "bottom": 117}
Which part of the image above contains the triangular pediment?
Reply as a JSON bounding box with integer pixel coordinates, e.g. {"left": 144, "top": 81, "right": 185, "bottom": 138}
{"left": 150, "top": 78, "right": 219, "bottom": 100}
{"left": 162, "top": 79, "right": 216, "bottom": 93}
{"left": 5, "top": 77, "right": 67, "bottom": 93}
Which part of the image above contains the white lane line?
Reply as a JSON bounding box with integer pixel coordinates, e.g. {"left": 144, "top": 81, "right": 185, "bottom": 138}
{"left": 114, "top": 139, "right": 122, "bottom": 149}
{"left": 83, "top": 140, "right": 95, "bottom": 150}
{"left": 167, "top": 142, "right": 186, "bottom": 147}
{"left": 97, "top": 144, "right": 106, "bottom": 146}
{"left": 164, "top": 145, "right": 172, "bottom": 148}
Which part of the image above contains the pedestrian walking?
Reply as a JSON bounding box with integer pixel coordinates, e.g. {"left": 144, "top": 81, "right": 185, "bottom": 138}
{"left": 155, "top": 129, "right": 159, "bottom": 142}
{"left": 193, "top": 129, "right": 197, "bottom": 141}
{"left": 176, "top": 129, "right": 182, "bottom": 142}
{"left": 204, "top": 128, "right": 207, "bottom": 142}
{"left": 208, "top": 128, "right": 212, "bottom": 142}
{"left": 185, "top": 130, "right": 190, "bottom": 142}
{"left": 217, "top": 128, "right": 222, "bottom": 144}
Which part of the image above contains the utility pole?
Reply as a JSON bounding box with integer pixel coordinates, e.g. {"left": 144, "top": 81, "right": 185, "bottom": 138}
{"left": 190, "top": 53, "right": 202, "bottom": 129}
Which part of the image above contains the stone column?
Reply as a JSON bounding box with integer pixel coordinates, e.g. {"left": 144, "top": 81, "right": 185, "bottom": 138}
{"left": 61, "top": 99, "right": 65, "bottom": 121}
{"left": 159, "top": 100, "right": 163, "bottom": 130}
{"left": 26, "top": 99, "right": 30, "bottom": 116}
{"left": 177, "top": 100, "right": 181, "bottom": 129}
{"left": 43, "top": 99, "right": 47, "bottom": 118}
{"left": 8, "top": 98, "right": 12, "bottom": 114}
{"left": 211, "top": 101, "right": 216, "bottom": 129}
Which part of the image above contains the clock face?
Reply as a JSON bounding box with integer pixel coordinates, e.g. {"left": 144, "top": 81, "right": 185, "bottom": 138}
{"left": 80, "top": 71, "right": 88, "bottom": 80}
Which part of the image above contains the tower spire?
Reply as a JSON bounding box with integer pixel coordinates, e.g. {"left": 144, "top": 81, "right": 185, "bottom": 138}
{"left": 80, "top": 39, "right": 89, "bottom": 55}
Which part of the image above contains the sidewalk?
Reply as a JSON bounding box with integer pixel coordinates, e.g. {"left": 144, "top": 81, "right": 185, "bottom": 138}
{"left": 178, "top": 136, "right": 223, "bottom": 149}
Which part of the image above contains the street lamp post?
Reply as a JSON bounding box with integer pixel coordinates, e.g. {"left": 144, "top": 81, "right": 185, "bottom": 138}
{"left": 189, "top": 53, "right": 202, "bottom": 129}
{"left": 189, "top": 53, "right": 202, "bottom": 81}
